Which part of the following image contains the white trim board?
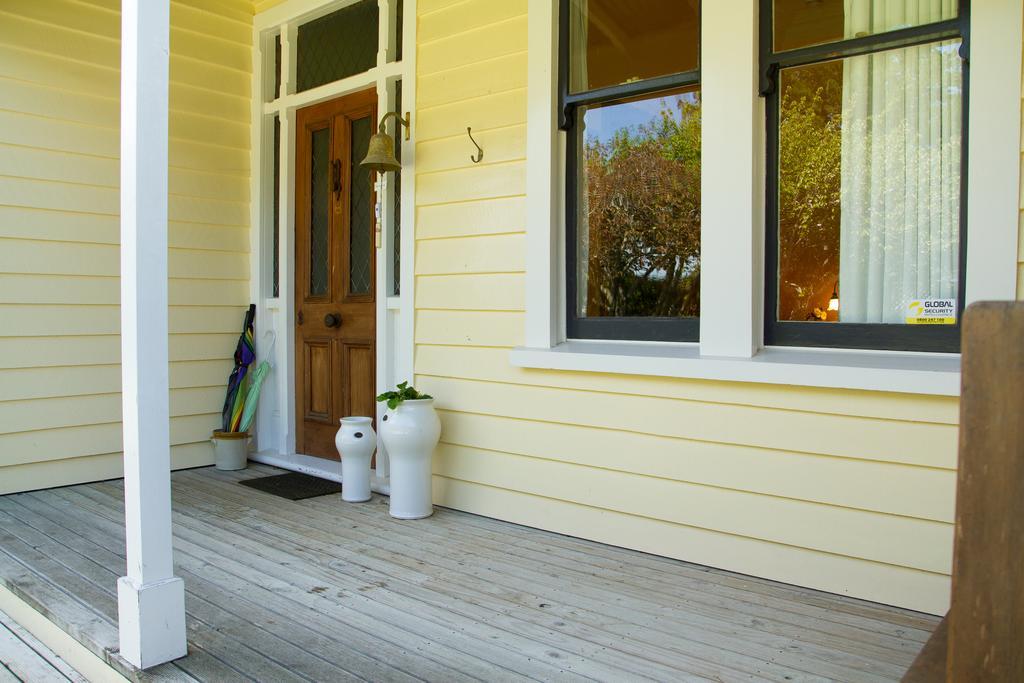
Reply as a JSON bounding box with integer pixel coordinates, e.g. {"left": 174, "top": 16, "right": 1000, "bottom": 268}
{"left": 249, "top": 450, "right": 391, "bottom": 495}
{"left": 511, "top": 342, "right": 960, "bottom": 396}
{"left": 249, "top": 0, "right": 417, "bottom": 477}
{"left": 520, "top": 0, "right": 1021, "bottom": 390}
{"left": 964, "top": 0, "right": 1023, "bottom": 303}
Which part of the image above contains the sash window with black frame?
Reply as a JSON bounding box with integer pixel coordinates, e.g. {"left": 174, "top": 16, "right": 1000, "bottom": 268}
{"left": 763, "top": 0, "right": 969, "bottom": 352}
{"left": 560, "top": 0, "right": 701, "bottom": 342}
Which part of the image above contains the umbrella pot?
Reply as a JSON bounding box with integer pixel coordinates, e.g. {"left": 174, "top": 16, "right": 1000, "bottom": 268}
{"left": 211, "top": 431, "right": 250, "bottom": 471}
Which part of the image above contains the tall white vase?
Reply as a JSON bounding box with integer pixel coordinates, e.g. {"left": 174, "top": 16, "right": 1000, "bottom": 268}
{"left": 379, "top": 399, "right": 440, "bottom": 519}
{"left": 335, "top": 417, "right": 376, "bottom": 503}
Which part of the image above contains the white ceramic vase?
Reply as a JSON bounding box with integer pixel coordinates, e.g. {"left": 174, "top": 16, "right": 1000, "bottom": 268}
{"left": 379, "top": 398, "right": 440, "bottom": 519}
{"left": 335, "top": 417, "right": 376, "bottom": 502}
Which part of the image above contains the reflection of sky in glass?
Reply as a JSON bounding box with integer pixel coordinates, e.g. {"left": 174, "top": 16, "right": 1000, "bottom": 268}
{"left": 584, "top": 91, "right": 698, "bottom": 145}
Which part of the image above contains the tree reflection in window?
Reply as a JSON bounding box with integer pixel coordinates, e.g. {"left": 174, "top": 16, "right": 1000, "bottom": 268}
{"left": 578, "top": 88, "right": 701, "bottom": 318}
{"left": 777, "top": 61, "right": 842, "bottom": 321}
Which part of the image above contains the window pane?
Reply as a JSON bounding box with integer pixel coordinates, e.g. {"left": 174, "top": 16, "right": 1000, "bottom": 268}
{"left": 273, "top": 33, "right": 281, "bottom": 100}
{"left": 272, "top": 116, "right": 280, "bottom": 298}
{"left": 576, "top": 87, "right": 701, "bottom": 319}
{"left": 773, "top": 0, "right": 958, "bottom": 53}
{"left": 776, "top": 41, "right": 962, "bottom": 325}
{"left": 568, "top": 0, "right": 699, "bottom": 94}
{"left": 394, "top": 0, "right": 404, "bottom": 62}
{"left": 392, "top": 81, "right": 402, "bottom": 296}
{"left": 349, "top": 116, "right": 373, "bottom": 295}
{"left": 296, "top": 0, "right": 378, "bottom": 92}
{"left": 309, "top": 127, "right": 330, "bottom": 296}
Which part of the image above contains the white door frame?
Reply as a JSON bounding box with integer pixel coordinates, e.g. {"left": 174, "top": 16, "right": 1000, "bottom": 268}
{"left": 248, "top": 0, "right": 416, "bottom": 484}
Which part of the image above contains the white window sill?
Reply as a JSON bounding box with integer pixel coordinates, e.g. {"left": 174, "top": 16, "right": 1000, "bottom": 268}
{"left": 510, "top": 341, "right": 961, "bottom": 396}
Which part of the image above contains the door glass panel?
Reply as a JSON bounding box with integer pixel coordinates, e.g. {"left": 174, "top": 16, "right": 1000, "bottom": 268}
{"left": 349, "top": 116, "right": 373, "bottom": 295}
{"left": 309, "top": 127, "right": 330, "bottom": 297}
{"left": 296, "top": 0, "right": 379, "bottom": 92}
{"left": 568, "top": 0, "right": 699, "bottom": 94}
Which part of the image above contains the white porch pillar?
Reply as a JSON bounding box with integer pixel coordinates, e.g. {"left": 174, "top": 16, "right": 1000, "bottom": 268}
{"left": 117, "top": 0, "right": 187, "bottom": 669}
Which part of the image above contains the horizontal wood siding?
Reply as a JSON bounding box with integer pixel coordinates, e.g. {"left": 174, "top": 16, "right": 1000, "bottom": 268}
{"left": 415, "top": 0, "right": 958, "bottom": 614}
{"left": 0, "top": 0, "right": 253, "bottom": 493}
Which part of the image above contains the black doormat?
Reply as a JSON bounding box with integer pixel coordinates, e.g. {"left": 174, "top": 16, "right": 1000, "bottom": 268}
{"left": 238, "top": 472, "right": 343, "bottom": 500}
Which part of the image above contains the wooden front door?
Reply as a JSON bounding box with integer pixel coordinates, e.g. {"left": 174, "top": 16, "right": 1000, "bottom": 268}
{"left": 295, "top": 90, "right": 377, "bottom": 459}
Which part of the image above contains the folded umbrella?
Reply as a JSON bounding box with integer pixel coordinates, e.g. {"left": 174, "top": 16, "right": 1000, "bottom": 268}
{"left": 221, "top": 304, "right": 256, "bottom": 432}
{"left": 238, "top": 360, "right": 269, "bottom": 433}
{"left": 238, "top": 331, "right": 275, "bottom": 433}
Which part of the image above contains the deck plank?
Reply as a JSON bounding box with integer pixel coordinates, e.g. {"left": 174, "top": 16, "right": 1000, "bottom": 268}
{"left": 0, "top": 499, "right": 295, "bottom": 683}
{"left": 19, "top": 487, "right": 505, "bottom": 683}
{"left": 0, "top": 466, "right": 941, "bottom": 682}
{"left": 158, "top": 478, "right": 762, "bottom": 682}
{"left": 0, "top": 612, "right": 86, "bottom": 683}
{"left": 169, "top": 469, "right": 881, "bottom": 682}
{"left": 191, "top": 468, "right": 917, "bottom": 679}
{"left": 15, "top": 490, "right": 442, "bottom": 683}
{"left": 0, "top": 609, "right": 79, "bottom": 682}
{"left": 8, "top": 493, "right": 364, "bottom": 683}
{"left": 69, "top": 484, "right": 594, "bottom": 683}
{"left": 0, "top": 508, "right": 340, "bottom": 683}
{"left": 244, "top": 462, "right": 937, "bottom": 639}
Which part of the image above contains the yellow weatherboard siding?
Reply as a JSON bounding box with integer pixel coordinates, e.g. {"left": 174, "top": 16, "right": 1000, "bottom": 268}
{"left": 415, "top": 0, "right": 959, "bottom": 614}
{"left": 0, "top": 0, "right": 252, "bottom": 493}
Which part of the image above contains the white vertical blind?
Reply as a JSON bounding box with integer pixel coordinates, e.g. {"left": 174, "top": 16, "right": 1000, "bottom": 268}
{"left": 839, "top": 0, "right": 961, "bottom": 323}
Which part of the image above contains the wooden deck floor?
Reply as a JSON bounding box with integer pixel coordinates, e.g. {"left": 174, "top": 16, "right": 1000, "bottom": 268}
{"left": 0, "top": 465, "right": 937, "bottom": 682}
{"left": 0, "top": 609, "right": 85, "bottom": 682}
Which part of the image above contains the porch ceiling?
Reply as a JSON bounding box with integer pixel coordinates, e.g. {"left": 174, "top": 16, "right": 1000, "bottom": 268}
{"left": 0, "top": 465, "right": 938, "bottom": 681}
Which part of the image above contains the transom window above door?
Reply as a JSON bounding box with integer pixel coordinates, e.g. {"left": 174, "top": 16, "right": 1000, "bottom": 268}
{"left": 296, "top": 0, "right": 380, "bottom": 91}
{"left": 560, "top": 0, "right": 702, "bottom": 343}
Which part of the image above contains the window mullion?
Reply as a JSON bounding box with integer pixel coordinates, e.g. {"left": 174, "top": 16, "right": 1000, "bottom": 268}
{"left": 766, "top": 19, "right": 962, "bottom": 74}
{"left": 525, "top": 0, "right": 563, "bottom": 348}
{"left": 281, "top": 22, "right": 296, "bottom": 97}
{"left": 562, "top": 69, "right": 702, "bottom": 117}
{"left": 699, "top": 0, "right": 762, "bottom": 358}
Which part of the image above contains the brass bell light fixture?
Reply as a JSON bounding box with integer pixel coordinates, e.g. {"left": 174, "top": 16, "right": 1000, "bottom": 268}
{"left": 360, "top": 110, "right": 411, "bottom": 174}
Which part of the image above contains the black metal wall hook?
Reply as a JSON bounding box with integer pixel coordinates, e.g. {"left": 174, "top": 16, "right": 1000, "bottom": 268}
{"left": 467, "top": 127, "right": 483, "bottom": 163}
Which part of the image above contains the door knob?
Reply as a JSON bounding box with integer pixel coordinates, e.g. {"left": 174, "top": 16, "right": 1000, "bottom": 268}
{"left": 324, "top": 312, "right": 342, "bottom": 328}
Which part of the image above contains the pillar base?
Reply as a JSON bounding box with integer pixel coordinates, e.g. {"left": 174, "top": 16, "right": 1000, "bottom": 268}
{"left": 117, "top": 576, "right": 186, "bottom": 669}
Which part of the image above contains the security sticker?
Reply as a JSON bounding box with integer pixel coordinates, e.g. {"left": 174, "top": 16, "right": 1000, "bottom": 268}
{"left": 906, "top": 299, "right": 956, "bottom": 325}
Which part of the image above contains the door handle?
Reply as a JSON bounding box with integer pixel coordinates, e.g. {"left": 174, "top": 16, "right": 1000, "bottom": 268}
{"left": 297, "top": 310, "right": 303, "bottom": 325}
{"left": 324, "top": 312, "right": 342, "bottom": 328}
{"left": 332, "top": 159, "right": 341, "bottom": 201}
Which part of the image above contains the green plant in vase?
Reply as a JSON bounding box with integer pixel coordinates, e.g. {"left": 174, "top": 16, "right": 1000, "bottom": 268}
{"left": 376, "top": 381, "right": 433, "bottom": 410}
